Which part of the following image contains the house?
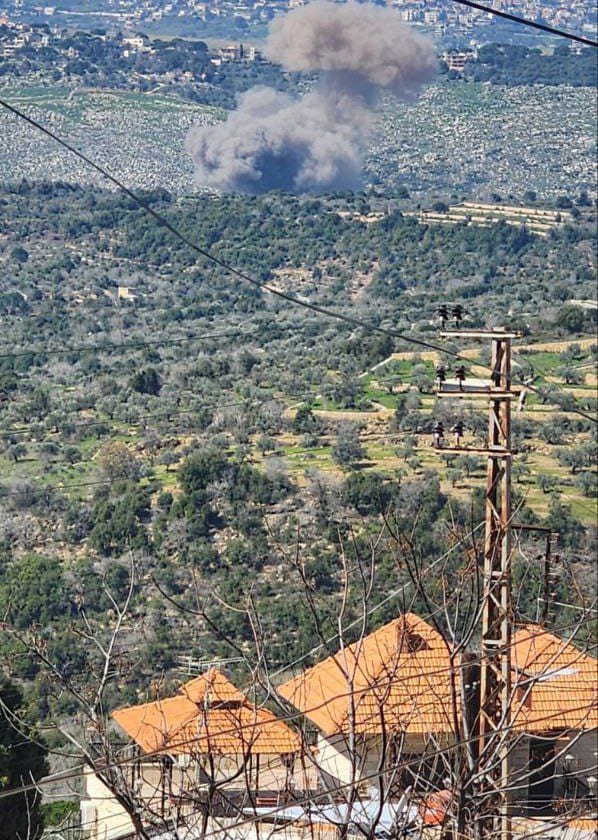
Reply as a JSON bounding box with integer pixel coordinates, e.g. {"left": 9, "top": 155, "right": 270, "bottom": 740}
{"left": 278, "top": 614, "right": 597, "bottom": 814}
{"left": 82, "top": 668, "right": 305, "bottom": 840}
{"left": 442, "top": 50, "right": 475, "bottom": 72}
{"left": 218, "top": 44, "right": 242, "bottom": 62}
{"left": 277, "top": 613, "right": 463, "bottom": 790}
{"left": 117, "top": 284, "right": 136, "bottom": 302}
{"left": 81, "top": 619, "right": 596, "bottom": 838}
{"left": 509, "top": 624, "right": 598, "bottom": 813}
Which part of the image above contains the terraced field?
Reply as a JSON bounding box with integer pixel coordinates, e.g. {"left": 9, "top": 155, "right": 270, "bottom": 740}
{"left": 272, "top": 340, "right": 597, "bottom": 525}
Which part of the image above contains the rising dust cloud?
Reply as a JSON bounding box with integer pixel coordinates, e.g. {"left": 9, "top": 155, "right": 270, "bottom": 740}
{"left": 185, "top": 0, "right": 437, "bottom": 194}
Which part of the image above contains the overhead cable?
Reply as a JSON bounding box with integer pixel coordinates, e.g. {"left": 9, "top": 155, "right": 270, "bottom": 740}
{"left": 0, "top": 98, "right": 595, "bottom": 427}
{"left": 0, "top": 327, "right": 252, "bottom": 360}
{"left": 445, "top": 0, "right": 598, "bottom": 46}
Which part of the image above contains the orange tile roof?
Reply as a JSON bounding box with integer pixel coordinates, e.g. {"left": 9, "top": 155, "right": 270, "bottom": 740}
{"left": 113, "top": 669, "right": 300, "bottom": 756}
{"left": 113, "top": 695, "right": 199, "bottom": 754}
{"left": 277, "top": 613, "right": 460, "bottom": 736}
{"left": 171, "top": 705, "right": 301, "bottom": 755}
{"left": 278, "top": 616, "right": 597, "bottom": 738}
{"left": 511, "top": 624, "right": 598, "bottom": 732}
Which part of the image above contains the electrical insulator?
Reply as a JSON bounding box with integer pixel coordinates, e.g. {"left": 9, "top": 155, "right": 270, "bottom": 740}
{"left": 437, "top": 305, "right": 449, "bottom": 328}
{"left": 452, "top": 304, "right": 463, "bottom": 325}
{"left": 432, "top": 421, "right": 444, "bottom": 448}
{"left": 454, "top": 365, "right": 467, "bottom": 389}
{"left": 453, "top": 421, "right": 464, "bottom": 444}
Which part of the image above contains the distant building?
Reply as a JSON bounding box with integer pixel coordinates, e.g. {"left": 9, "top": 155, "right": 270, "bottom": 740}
{"left": 246, "top": 45, "right": 261, "bottom": 61}
{"left": 442, "top": 50, "right": 475, "bottom": 72}
{"left": 117, "top": 285, "right": 136, "bottom": 302}
{"left": 218, "top": 43, "right": 241, "bottom": 61}
{"left": 216, "top": 43, "right": 261, "bottom": 62}
{"left": 122, "top": 33, "right": 151, "bottom": 52}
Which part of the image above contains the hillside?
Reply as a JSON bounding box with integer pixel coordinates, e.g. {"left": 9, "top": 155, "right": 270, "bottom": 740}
{"left": 0, "top": 182, "right": 595, "bottom": 719}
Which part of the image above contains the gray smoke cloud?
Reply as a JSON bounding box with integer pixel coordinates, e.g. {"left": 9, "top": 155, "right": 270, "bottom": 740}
{"left": 185, "top": 0, "right": 437, "bottom": 194}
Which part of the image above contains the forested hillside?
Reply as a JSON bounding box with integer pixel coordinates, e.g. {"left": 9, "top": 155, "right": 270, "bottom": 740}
{"left": 0, "top": 181, "right": 596, "bottom": 725}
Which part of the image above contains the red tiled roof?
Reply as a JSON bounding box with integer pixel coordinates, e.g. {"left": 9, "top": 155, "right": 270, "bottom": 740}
{"left": 511, "top": 624, "right": 598, "bottom": 732}
{"left": 113, "top": 669, "right": 300, "bottom": 756}
{"left": 277, "top": 613, "right": 460, "bottom": 736}
{"left": 172, "top": 705, "right": 302, "bottom": 755}
{"left": 278, "top": 616, "right": 597, "bottom": 738}
{"left": 113, "top": 695, "right": 198, "bottom": 754}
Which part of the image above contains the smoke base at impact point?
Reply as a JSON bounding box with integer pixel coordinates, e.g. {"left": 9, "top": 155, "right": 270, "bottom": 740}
{"left": 184, "top": 0, "right": 437, "bottom": 195}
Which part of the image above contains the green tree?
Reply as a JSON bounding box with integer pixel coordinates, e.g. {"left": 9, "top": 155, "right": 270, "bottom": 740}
{"left": 574, "top": 471, "right": 597, "bottom": 497}
{"left": 1, "top": 555, "right": 68, "bottom": 628}
{"left": 537, "top": 474, "right": 558, "bottom": 495}
{"left": 343, "top": 471, "right": 392, "bottom": 515}
{"left": 97, "top": 442, "right": 141, "bottom": 482}
{"left": 10, "top": 245, "right": 29, "bottom": 263}
{"left": 555, "top": 195, "right": 573, "bottom": 209}
{"left": 7, "top": 443, "right": 27, "bottom": 463}
{"left": 555, "top": 366, "right": 583, "bottom": 385}
{"left": 130, "top": 366, "right": 161, "bottom": 396}
{"left": 332, "top": 422, "right": 365, "bottom": 470}
{"left": 292, "top": 405, "right": 319, "bottom": 434}
{"left": 0, "top": 679, "right": 48, "bottom": 840}
{"left": 553, "top": 305, "right": 596, "bottom": 335}
{"left": 455, "top": 454, "right": 479, "bottom": 478}
{"left": 411, "top": 364, "right": 433, "bottom": 394}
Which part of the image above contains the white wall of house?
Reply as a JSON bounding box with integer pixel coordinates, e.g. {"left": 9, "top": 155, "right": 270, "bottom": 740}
{"left": 316, "top": 728, "right": 597, "bottom": 804}
{"left": 82, "top": 769, "right": 135, "bottom": 840}
{"left": 565, "top": 729, "right": 597, "bottom": 778}
{"left": 82, "top": 753, "right": 312, "bottom": 840}
{"left": 314, "top": 732, "right": 452, "bottom": 786}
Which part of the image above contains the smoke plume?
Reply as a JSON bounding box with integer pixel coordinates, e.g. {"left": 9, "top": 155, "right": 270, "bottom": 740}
{"left": 185, "top": 1, "right": 436, "bottom": 194}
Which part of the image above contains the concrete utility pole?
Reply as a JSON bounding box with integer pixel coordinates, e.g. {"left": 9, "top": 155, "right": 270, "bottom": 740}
{"left": 434, "top": 326, "right": 519, "bottom": 840}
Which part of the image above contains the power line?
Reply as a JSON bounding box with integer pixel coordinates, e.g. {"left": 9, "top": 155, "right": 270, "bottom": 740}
{"left": 0, "top": 525, "right": 486, "bottom": 785}
{"left": 0, "top": 492, "right": 593, "bottom": 796}
{"left": 0, "top": 629, "right": 594, "bottom": 809}
{"left": 0, "top": 398, "right": 262, "bottom": 439}
{"left": 512, "top": 348, "right": 597, "bottom": 416}
{"left": 0, "top": 97, "right": 466, "bottom": 361}
{"left": 268, "top": 521, "right": 486, "bottom": 680}
{"left": 0, "top": 327, "right": 252, "bottom": 361}
{"left": 445, "top": 0, "right": 598, "bottom": 46}
{"left": 1, "top": 99, "right": 596, "bottom": 427}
